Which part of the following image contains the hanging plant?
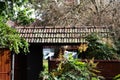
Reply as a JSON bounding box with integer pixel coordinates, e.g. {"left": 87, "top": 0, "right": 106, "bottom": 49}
{"left": 0, "top": 17, "right": 29, "bottom": 54}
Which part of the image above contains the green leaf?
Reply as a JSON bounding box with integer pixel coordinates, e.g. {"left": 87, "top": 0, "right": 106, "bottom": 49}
{"left": 0, "top": 19, "right": 29, "bottom": 54}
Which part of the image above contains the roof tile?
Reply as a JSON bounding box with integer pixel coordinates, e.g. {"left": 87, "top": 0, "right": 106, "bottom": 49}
{"left": 15, "top": 26, "right": 110, "bottom": 43}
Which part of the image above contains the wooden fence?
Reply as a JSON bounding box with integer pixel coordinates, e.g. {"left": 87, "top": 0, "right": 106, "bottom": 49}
{"left": 0, "top": 49, "right": 11, "bottom": 80}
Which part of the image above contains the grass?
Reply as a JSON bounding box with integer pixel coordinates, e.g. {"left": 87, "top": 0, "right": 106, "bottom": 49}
{"left": 43, "top": 59, "right": 48, "bottom": 71}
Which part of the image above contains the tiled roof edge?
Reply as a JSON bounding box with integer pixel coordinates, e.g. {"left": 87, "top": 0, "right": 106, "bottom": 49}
{"left": 15, "top": 26, "right": 110, "bottom": 29}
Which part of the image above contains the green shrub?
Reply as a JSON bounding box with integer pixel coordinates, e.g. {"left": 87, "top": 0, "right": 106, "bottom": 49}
{"left": 79, "top": 33, "right": 119, "bottom": 60}
{"left": 113, "top": 74, "right": 120, "bottom": 80}
{"left": 0, "top": 16, "right": 29, "bottom": 54}
{"left": 40, "top": 56, "right": 103, "bottom": 80}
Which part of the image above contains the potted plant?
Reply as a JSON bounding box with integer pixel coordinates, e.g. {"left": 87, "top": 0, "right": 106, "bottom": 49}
{"left": 78, "top": 33, "right": 120, "bottom": 79}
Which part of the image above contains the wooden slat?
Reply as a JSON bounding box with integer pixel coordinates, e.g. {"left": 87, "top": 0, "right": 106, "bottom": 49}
{"left": 0, "top": 49, "right": 11, "bottom": 80}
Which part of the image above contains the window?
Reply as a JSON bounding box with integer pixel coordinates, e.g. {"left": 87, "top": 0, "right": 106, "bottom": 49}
{"left": 64, "top": 50, "right": 78, "bottom": 59}
{"left": 43, "top": 48, "right": 54, "bottom": 59}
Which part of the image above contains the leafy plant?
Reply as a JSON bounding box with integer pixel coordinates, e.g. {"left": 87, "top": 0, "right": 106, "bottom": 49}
{"left": 15, "top": 7, "right": 35, "bottom": 26}
{"left": 78, "top": 33, "right": 119, "bottom": 60}
{"left": 114, "top": 40, "right": 120, "bottom": 55}
{"left": 0, "top": 1, "right": 34, "bottom": 26}
{"left": 40, "top": 56, "right": 103, "bottom": 80}
{"left": 0, "top": 16, "right": 29, "bottom": 54}
{"left": 113, "top": 74, "right": 120, "bottom": 80}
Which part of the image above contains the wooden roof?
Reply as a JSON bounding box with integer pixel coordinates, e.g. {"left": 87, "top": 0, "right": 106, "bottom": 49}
{"left": 15, "top": 26, "right": 110, "bottom": 43}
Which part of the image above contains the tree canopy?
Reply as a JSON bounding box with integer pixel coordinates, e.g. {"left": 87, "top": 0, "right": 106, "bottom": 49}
{"left": 0, "top": 0, "right": 34, "bottom": 25}
{"left": 32, "top": 0, "right": 120, "bottom": 40}
{"left": 32, "top": 0, "right": 120, "bottom": 27}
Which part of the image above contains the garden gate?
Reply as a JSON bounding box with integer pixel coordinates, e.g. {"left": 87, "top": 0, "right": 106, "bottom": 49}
{"left": 0, "top": 49, "right": 11, "bottom": 80}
